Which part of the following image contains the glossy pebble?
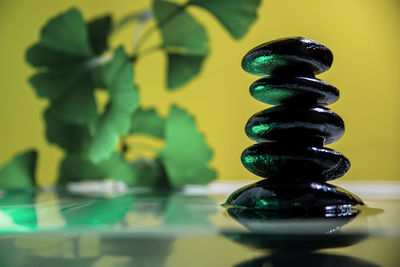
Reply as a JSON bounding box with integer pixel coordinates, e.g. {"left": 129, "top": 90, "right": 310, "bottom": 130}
{"left": 234, "top": 252, "right": 376, "bottom": 266}
{"left": 241, "top": 143, "right": 350, "bottom": 181}
{"left": 245, "top": 105, "right": 344, "bottom": 145}
{"left": 232, "top": 37, "right": 363, "bottom": 216}
{"left": 223, "top": 179, "right": 363, "bottom": 211}
{"left": 249, "top": 76, "right": 339, "bottom": 106}
{"left": 242, "top": 37, "right": 333, "bottom": 76}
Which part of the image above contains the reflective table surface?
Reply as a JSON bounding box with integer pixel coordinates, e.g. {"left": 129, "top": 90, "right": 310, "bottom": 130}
{"left": 0, "top": 181, "right": 399, "bottom": 267}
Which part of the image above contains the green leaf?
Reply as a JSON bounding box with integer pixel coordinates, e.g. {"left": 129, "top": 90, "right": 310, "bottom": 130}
{"left": 88, "top": 15, "right": 112, "bottom": 55}
{"left": 58, "top": 152, "right": 135, "bottom": 185}
{"left": 28, "top": 67, "right": 89, "bottom": 101}
{"left": 88, "top": 47, "right": 139, "bottom": 163}
{"left": 44, "top": 108, "right": 92, "bottom": 155}
{"left": 189, "top": 0, "right": 261, "bottom": 39}
{"left": 0, "top": 150, "right": 37, "bottom": 189}
{"left": 28, "top": 8, "right": 139, "bottom": 164}
{"left": 26, "top": 44, "right": 87, "bottom": 68}
{"left": 129, "top": 107, "right": 165, "bottom": 138}
{"left": 160, "top": 105, "right": 216, "bottom": 186}
{"left": 153, "top": 1, "right": 208, "bottom": 54}
{"left": 167, "top": 54, "right": 205, "bottom": 89}
{"left": 46, "top": 77, "right": 98, "bottom": 127}
{"left": 26, "top": 8, "right": 94, "bottom": 66}
{"left": 37, "top": 8, "right": 93, "bottom": 58}
{"left": 153, "top": 0, "right": 209, "bottom": 89}
{"left": 26, "top": 8, "right": 98, "bottom": 126}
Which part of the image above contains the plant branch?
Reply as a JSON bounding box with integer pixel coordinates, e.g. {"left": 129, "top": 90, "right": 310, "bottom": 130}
{"left": 131, "top": 10, "right": 154, "bottom": 50}
{"left": 111, "top": 8, "right": 153, "bottom": 35}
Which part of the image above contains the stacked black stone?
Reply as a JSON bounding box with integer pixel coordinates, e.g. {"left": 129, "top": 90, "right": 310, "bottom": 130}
{"left": 224, "top": 37, "right": 364, "bottom": 216}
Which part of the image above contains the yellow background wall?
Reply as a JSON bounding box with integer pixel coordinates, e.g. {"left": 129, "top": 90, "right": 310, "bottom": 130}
{"left": 0, "top": 0, "right": 399, "bottom": 185}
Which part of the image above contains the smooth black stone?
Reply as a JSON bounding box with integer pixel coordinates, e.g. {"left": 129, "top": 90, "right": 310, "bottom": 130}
{"left": 223, "top": 179, "right": 364, "bottom": 211}
{"left": 226, "top": 206, "right": 360, "bottom": 222}
{"left": 226, "top": 207, "right": 360, "bottom": 235}
{"left": 249, "top": 76, "right": 339, "bottom": 106}
{"left": 234, "top": 252, "right": 378, "bottom": 267}
{"left": 242, "top": 37, "right": 333, "bottom": 76}
{"left": 245, "top": 105, "right": 344, "bottom": 145}
{"left": 223, "top": 232, "right": 368, "bottom": 252}
{"left": 241, "top": 143, "right": 350, "bottom": 181}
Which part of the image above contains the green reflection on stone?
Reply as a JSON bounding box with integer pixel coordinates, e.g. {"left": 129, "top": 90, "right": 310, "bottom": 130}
{"left": 242, "top": 55, "right": 288, "bottom": 76}
{"left": 251, "top": 85, "right": 296, "bottom": 105}
{"left": 251, "top": 124, "right": 271, "bottom": 135}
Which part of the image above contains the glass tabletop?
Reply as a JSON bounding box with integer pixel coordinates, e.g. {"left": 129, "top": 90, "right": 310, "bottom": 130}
{"left": 0, "top": 181, "right": 399, "bottom": 266}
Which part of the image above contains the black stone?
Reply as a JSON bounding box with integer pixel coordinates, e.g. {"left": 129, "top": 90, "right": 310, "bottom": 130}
{"left": 234, "top": 252, "right": 378, "bottom": 267}
{"left": 223, "top": 179, "right": 363, "bottom": 211}
{"left": 245, "top": 105, "right": 344, "bottom": 145}
{"left": 226, "top": 208, "right": 360, "bottom": 237}
{"left": 231, "top": 37, "right": 365, "bottom": 218}
{"left": 249, "top": 76, "right": 339, "bottom": 106}
{"left": 226, "top": 206, "right": 360, "bottom": 222}
{"left": 242, "top": 37, "right": 333, "bottom": 76}
{"left": 223, "top": 232, "right": 368, "bottom": 252}
{"left": 241, "top": 143, "right": 350, "bottom": 181}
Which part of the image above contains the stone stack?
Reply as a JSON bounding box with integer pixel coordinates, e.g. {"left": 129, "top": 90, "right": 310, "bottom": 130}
{"left": 224, "top": 37, "right": 364, "bottom": 216}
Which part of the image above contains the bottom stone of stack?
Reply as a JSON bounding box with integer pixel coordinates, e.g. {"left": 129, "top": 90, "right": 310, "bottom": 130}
{"left": 222, "top": 179, "right": 364, "bottom": 215}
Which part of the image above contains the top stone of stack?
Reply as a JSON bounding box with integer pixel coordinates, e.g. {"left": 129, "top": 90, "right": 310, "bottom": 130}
{"left": 241, "top": 37, "right": 333, "bottom": 77}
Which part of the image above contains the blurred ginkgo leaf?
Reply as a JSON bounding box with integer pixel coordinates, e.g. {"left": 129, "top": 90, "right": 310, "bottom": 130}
{"left": 88, "top": 15, "right": 112, "bottom": 55}
{"left": 45, "top": 78, "right": 98, "bottom": 128}
{"left": 0, "top": 150, "right": 37, "bottom": 189}
{"left": 27, "top": 9, "right": 138, "bottom": 165}
{"left": 26, "top": 8, "right": 98, "bottom": 127}
{"left": 88, "top": 47, "right": 139, "bottom": 163}
{"left": 153, "top": 0, "right": 209, "bottom": 89}
{"left": 129, "top": 107, "right": 165, "bottom": 138}
{"left": 29, "top": 8, "right": 93, "bottom": 59}
{"left": 18, "top": 1, "right": 263, "bottom": 189}
{"left": 160, "top": 105, "right": 216, "bottom": 186}
{"left": 44, "top": 108, "right": 92, "bottom": 155}
{"left": 189, "top": 0, "right": 261, "bottom": 39}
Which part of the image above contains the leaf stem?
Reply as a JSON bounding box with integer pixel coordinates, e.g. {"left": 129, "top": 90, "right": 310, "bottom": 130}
{"left": 111, "top": 8, "right": 153, "bottom": 35}
{"left": 131, "top": 10, "right": 154, "bottom": 50}
{"left": 86, "top": 52, "right": 113, "bottom": 69}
